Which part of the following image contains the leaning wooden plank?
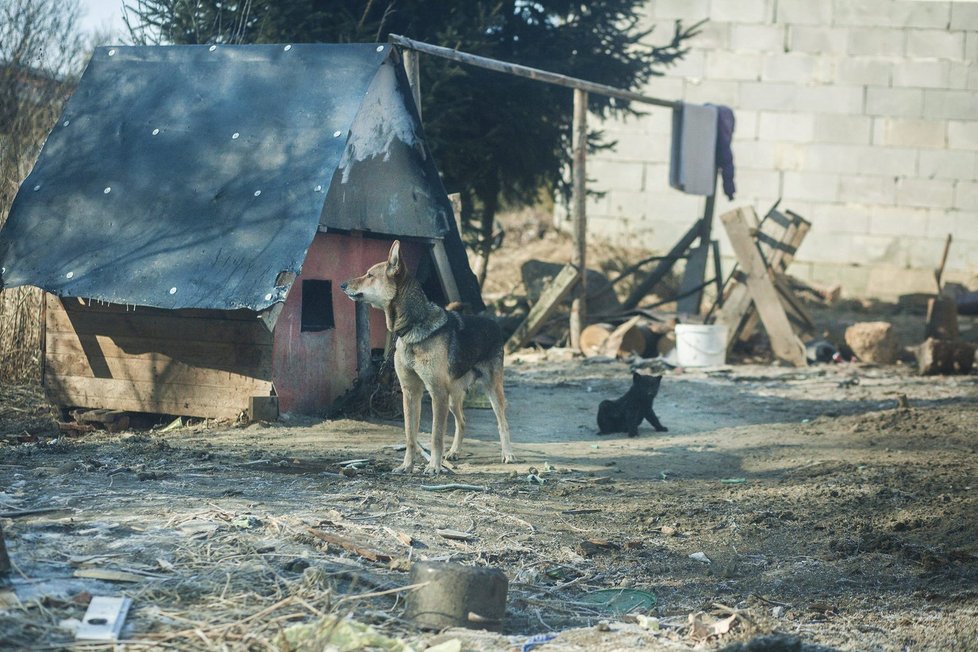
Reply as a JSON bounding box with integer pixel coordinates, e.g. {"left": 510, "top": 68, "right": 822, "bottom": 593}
{"left": 720, "top": 208, "right": 807, "bottom": 367}
{"left": 738, "top": 212, "right": 812, "bottom": 343}
{"left": 505, "top": 265, "right": 581, "bottom": 353}
{"left": 713, "top": 208, "right": 762, "bottom": 347}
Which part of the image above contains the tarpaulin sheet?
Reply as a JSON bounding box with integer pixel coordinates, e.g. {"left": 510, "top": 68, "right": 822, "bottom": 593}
{"left": 0, "top": 43, "right": 478, "bottom": 311}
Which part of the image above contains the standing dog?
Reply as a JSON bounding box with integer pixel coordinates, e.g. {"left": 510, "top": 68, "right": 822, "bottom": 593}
{"left": 341, "top": 241, "right": 515, "bottom": 474}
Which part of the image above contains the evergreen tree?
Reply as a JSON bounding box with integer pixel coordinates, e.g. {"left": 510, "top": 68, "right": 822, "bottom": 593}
{"left": 125, "top": 0, "right": 697, "bottom": 285}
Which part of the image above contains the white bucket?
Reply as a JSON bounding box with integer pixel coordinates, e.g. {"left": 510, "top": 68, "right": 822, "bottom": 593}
{"left": 675, "top": 324, "right": 728, "bottom": 367}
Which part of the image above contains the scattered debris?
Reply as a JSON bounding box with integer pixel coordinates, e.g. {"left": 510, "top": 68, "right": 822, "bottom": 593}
{"left": 419, "top": 483, "right": 486, "bottom": 492}
{"left": 305, "top": 527, "right": 393, "bottom": 563}
{"left": 435, "top": 529, "right": 477, "bottom": 542}
{"left": 75, "top": 596, "right": 132, "bottom": 641}
{"left": 278, "top": 615, "right": 414, "bottom": 652}
{"left": 521, "top": 633, "right": 558, "bottom": 652}
{"left": 578, "top": 588, "right": 656, "bottom": 615}
{"left": 72, "top": 568, "right": 145, "bottom": 583}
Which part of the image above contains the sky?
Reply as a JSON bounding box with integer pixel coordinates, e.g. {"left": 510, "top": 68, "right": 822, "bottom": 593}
{"left": 76, "top": 0, "right": 129, "bottom": 38}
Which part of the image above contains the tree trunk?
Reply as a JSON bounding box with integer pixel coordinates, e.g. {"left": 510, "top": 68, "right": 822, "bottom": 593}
{"left": 475, "top": 192, "right": 498, "bottom": 290}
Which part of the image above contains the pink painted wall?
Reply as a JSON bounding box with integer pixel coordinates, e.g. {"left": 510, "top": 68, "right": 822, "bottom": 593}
{"left": 272, "top": 232, "right": 422, "bottom": 415}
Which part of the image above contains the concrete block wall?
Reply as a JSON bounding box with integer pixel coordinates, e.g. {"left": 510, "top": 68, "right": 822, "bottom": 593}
{"left": 581, "top": 0, "right": 978, "bottom": 299}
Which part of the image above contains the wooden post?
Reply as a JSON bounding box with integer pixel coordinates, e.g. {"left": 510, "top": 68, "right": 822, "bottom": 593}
{"left": 569, "top": 88, "right": 588, "bottom": 349}
{"left": 356, "top": 301, "right": 372, "bottom": 378}
{"left": 403, "top": 48, "right": 422, "bottom": 120}
{"left": 677, "top": 185, "right": 717, "bottom": 316}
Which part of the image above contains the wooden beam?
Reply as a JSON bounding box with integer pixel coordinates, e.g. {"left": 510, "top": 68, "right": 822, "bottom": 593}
{"left": 389, "top": 34, "right": 678, "bottom": 109}
{"left": 622, "top": 218, "right": 702, "bottom": 310}
{"left": 402, "top": 48, "right": 422, "bottom": 120}
{"left": 677, "top": 188, "right": 717, "bottom": 315}
{"left": 569, "top": 88, "right": 588, "bottom": 349}
{"left": 505, "top": 265, "right": 580, "bottom": 353}
{"left": 431, "top": 241, "right": 461, "bottom": 304}
{"left": 719, "top": 207, "right": 806, "bottom": 367}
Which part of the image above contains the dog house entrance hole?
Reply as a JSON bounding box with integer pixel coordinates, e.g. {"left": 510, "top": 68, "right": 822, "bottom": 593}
{"left": 301, "top": 280, "right": 335, "bottom": 332}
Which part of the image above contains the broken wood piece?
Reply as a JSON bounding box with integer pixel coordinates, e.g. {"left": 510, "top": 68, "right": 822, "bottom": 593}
{"left": 58, "top": 422, "right": 96, "bottom": 434}
{"left": 419, "top": 483, "right": 486, "bottom": 492}
{"left": 71, "top": 409, "right": 131, "bottom": 433}
{"left": 384, "top": 527, "right": 414, "bottom": 547}
{"left": 76, "top": 596, "right": 132, "bottom": 641}
{"left": 436, "top": 529, "right": 476, "bottom": 541}
{"left": 925, "top": 296, "right": 958, "bottom": 341}
{"left": 580, "top": 318, "right": 650, "bottom": 358}
{"left": 73, "top": 568, "right": 144, "bottom": 583}
{"left": 505, "top": 265, "right": 581, "bottom": 353}
{"left": 304, "top": 527, "right": 392, "bottom": 563}
{"left": 917, "top": 338, "right": 976, "bottom": 375}
{"left": 718, "top": 207, "right": 806, "bottom": 367}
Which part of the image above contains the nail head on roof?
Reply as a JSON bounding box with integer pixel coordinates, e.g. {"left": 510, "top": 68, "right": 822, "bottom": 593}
{"left": 152, "top": 128, "right": 160, "bottom": 135}
{"left": 33, "top": 185, "right": 40, "bottom": 191}
{"left": 284, "top": 44, "right": 292, "bottom": 51}
{"left": 315, "top": 185, "right": 323, "bottom": 192}
{"left": 209, "top": 45, "right": 217, "bottom": 51}
{"left": 333, "top": 130, "right": 342, "bottom": 137}
{"left": 232, "top": 132, "right": 240, "bottom": 139}
{"left": 63, "top": 120, "right": 70, "bottom": 127}
{"left": 376, "top": 45, "right": 384, "bottom": 52}
{"left": 254, "top": 190, "right": 262, "bottom": 197}
{"left": 103, "top": 187, "right": 111, "bottom": 194}
{"left": 66, "top": 272, "right": 74, "bottom": 279}
{"left": 169, "top": 287, "right": 177, "bottom": 295}
{"left": 265, "top": 293, "right": 273, "bottom": 301}
{"left": 108, "top": 49, "right": 116, "bottom": 56}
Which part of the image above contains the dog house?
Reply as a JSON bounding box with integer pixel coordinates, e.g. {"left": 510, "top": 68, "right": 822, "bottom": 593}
{"left": 0, "top": 43, "right": 481, "bottom": 419}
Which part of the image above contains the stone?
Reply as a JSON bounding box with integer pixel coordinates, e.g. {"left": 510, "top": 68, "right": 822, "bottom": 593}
{"left": 845, "top": 321, "right": 899, "bottom": 363}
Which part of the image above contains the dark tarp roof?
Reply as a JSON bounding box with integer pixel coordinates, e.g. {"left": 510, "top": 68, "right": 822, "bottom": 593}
{"left": 0, "top": 43, "right": 481, "bottom": 311}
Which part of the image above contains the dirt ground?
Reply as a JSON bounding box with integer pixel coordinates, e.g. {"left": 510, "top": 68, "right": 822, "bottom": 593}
{"left": 2, "top": 353, "right": 977, "bottom": 650}
{"left": 2, "top": 212, "right": 978, "bottom": 650}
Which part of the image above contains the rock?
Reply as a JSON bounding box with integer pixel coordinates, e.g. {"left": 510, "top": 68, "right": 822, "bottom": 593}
{"left": 844, "top": 321, "right": 898, "bottom": 364}
{"left": 917, "top": 338, "right": 976, "bottom": 375}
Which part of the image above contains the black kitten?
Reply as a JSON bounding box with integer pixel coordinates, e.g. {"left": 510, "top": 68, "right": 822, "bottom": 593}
{"left": 597, "top": 373, "right": 668, "bottom": 437}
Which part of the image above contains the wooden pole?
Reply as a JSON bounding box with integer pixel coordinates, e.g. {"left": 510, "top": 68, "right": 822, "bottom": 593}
{"left": 356, "top": 301, "right": 372, "bottom": 379}
{"left": 402, "top": 48, "right": 422, "bottom": 119}
{"left": 569, "top": 88, "right": 588, "bottom": 350}
{"left": 389, "top": 34, "right": 678, "bottom": 109}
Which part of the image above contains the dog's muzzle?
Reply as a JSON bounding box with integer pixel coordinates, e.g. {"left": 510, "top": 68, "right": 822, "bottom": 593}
{"left": 339, "top": 281, "right": 363, "bottom": 300}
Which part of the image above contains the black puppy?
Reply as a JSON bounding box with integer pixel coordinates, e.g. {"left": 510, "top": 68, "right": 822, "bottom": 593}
{"left": 597, "top": 373, "right": 668, "bottom": 437}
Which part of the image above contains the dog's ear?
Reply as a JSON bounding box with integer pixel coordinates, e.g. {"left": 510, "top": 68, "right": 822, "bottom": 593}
{"left": 387, "top": 240, "right": 401, "bottom": 276}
